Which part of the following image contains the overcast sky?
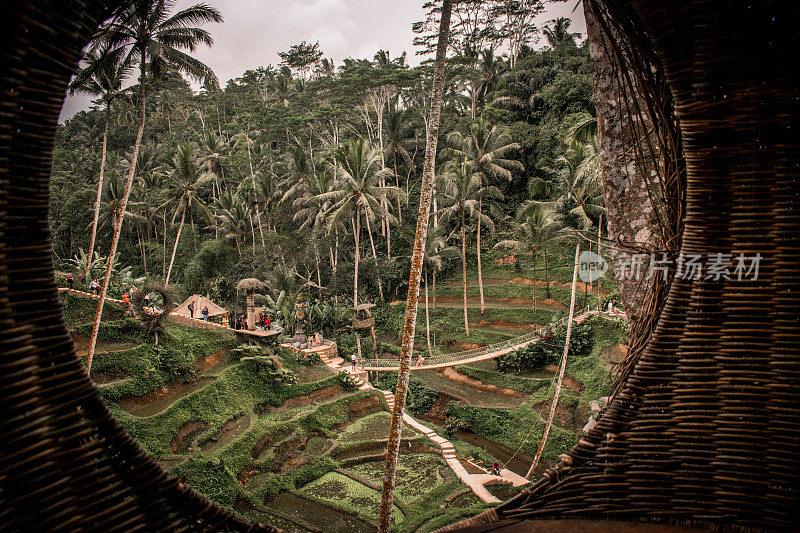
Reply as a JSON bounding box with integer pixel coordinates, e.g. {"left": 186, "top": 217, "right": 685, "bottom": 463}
{"left": 59, "top": 0, "right": 585, "bottom": 122}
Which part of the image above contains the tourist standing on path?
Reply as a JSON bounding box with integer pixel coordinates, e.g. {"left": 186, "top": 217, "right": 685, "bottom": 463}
{"left": 188, "top": 301, "right": 195, "bottom": 318}
{"left": 265, "top": 315, "right": 271, "bottom": 330}
{"left": 202, "top": 306, "right": 209, "bottom": 321}
{"left": 90, "top": 279, "right": 100, "bottom": 295}
{"left": 122, "top": 292, "right": 131, "bottom": 316}
{"left": 492, "top": 462, "right": 501, "bottom": 476}
{"left": 66, "top": 272, "right": 73, "bottom": 288}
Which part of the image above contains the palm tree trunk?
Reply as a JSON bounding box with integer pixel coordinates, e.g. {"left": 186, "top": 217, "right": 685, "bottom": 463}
{"left": 461, "top": 214, "right": 470, "bottom": 336}
{"left": 353, "top": 213, "right": 360, "bottom": 305}
{"left": 477, "top": 197, "right": 485, "bottom": 315}
{"left": 86, "top": 57, "right": 148, "bottom": 373}
{"left": 165, "top": 210, "right": 185, "bottom": 285}
{"left": 246, "top": 291, "right": 255, "bottom": 330}
{"left": 425, "top": 265, "right": 432, "bottom": 356}
{"left": 246, "top": 141, "right": 266, "bottom": 248}
{"left": 84, "top": 102, "right": 110, "bottom": 280}
{"left": 393, "top": 151, "right": 403, "bottom": 220}
{"left": 598, "top": 214, "right": 603, "bottom": 312}
{"left": 378, "top": 2, "right": 452, "bottom": 529}
{"left": 527, "top": 241, "right": 580, "bottom": 478}
{"left": 249, "top": 212, "right": 255, "bottom": 252}
{"left": 533, "top": 250, "right": 537, "bottom": 326}
{"left": 363, "top": 210, "right": 385, "bottom": 300}
{"left": 138, "top": 228, "right": 148, "bottom": 278}
{"left": 545, "top": 245, "right": 551, "bottom": 298}
{"left": 433, "top": 269, "right": 437, "bottom": 309}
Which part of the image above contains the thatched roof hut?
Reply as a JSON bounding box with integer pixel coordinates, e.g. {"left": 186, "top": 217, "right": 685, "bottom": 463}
{"left": 236, "top": 278, "right": 264, "bottom": 293}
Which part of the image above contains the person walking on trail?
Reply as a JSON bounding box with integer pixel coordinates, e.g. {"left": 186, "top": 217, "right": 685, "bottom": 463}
{"left": 66, "top": 272, "right": 73, "bottom": 288}
{"left": 264, "top": 315, "right": 271, "bottom": 330}
{"left": 202, "top": 306, "right": 209, "bottom": 322}
{"left": 492, "top": 462, "right": 502, "bottom": 476}
{"left": 89, "top": 279, "right": 100, "bottom": 295}
{"left": 122, "top": 292, "right": 131, "bottom": 316}
{"left": 188, "top": 301, "right": 195, "bottom": 319}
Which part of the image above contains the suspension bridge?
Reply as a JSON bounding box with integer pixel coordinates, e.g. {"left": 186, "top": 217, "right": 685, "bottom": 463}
{"left": 360, "top": 309, "right": 625, "bottom": 372}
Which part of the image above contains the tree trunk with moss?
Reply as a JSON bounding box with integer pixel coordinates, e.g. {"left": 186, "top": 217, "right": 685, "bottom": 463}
{"left": 246, "top": 291, "right": 255, "bottom": 330}
{"left": 378, "top": 1, "right": 452, "bottom": 529}
{"left": 585, "top": 2, "right": 660, "bottom": 325}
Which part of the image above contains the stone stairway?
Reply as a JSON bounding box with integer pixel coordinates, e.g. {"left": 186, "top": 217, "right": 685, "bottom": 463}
{"left": 317, "top": 354, "right": 529, "bottom": 503}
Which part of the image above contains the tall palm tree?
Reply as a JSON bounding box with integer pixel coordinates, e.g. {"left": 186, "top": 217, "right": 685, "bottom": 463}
{"left": 315, "top": 57, "right": 336, "bottom": 78}
{"left": 383, "top": 109, "right": 418, "bottom": 212}
{"left": 422, "top": 226, "right": 452, "bottom": 357}
{"left": 318, "top": 138, "right": 398, "bottom": 303}
{"left": 270, "top": 73, "right": 295, "bottom": 107}
{"left": 279, "top": 144, "right": 315, "bottom": 204}
{"left": 378, "top": 1, "right": 452, "bottom": 529}
{"left": 86, "top": 0, "right": 221, "bottom": 373}
{"left": 213, "top": 187, "right": 249, "bottom": 256}
{"left": 497, "top": 206, "right": 564, "bottom": 323}
{"left": 543, "top": 17, "right": 581, "bottom": 48}
{"left": 255, "top": 166, "right": 280, "bottom": 233}
{"left": 163, "top": 142, "right": 214, "bottom": 285}
{"left": 232, "top": 128, "right": 266, "bottom": 248}
{"left": 69, "top": 43, "right": 132, "bottom": 281}
{"left": 294, "top": 169, "right": 336, "bottom": 289}
{"left": 447, "top": 119, "right": 522, "bottom": 314}
{"left": 437, "top": 159, "right": 500, "bottom": 335}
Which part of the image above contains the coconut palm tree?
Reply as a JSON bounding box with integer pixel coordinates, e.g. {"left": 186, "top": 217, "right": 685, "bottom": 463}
{"left": 69, "top": 43, "right": 132, "bottom": 280}
{"left": 213, "top": 187, "right": 249, "bottom": 256}
{"left": 237, "top": 278, "right": 264, "bottom": 330}
{"left": 383, "top": 109, "right": 418, "bottom": 211}
{"left": 162, "top": 142, "right": 214, "bottom": 285}
{"left": 232, "top": 128, "right": 266, "bottom": 248}
{"left": 378, "top": 1, "right": 452, "bottom": 529}
{"left": 279, "top": 144, "right": 316, "bottom": 205}
{"left": 422, "top": 226, "right": 453, "bottom": 356}
{"left": 447, "top": 119, "right": 522, "bottom": 314}
{"left": 497, "top": 206, "right": 564, "bottom": 323}
{"left": 436, "top": 159, "right": 501, "bottom": 335}
{"left": 315, "top": 57, "right": 336, "bottom": 78}
{"left": 270, "top": 73, "right": 295, "bottom": 107}
{"left": 543, "top": 17, "right": 582, "bottom": 48}
{"left": 317, "top": 138, "right": 398, "bottom": 304}
{"left": 85, "top": 0, "right": 221, "bottom": 372}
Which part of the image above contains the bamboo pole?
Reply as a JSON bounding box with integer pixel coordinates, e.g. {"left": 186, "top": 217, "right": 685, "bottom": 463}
{"left": 527, "top": 241, "right": 580, "bottom": 478}
{"left": 597, "top": 214, "right": 603, "bottom": 313}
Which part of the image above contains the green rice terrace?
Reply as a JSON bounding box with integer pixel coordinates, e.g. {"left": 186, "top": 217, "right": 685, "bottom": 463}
{"left": 61, "top": 243, "right": 628, "bottom": 533}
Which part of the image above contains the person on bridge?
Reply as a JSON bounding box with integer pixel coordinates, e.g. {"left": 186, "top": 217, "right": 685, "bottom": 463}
{"left": 122, "top": 292, "right": 131, "bottom": 316}
{"left": 264, "top": 315, "right": 271, "bottom": 330}
{"left": 89, "top": 279, "right": 100, "bottom": 295}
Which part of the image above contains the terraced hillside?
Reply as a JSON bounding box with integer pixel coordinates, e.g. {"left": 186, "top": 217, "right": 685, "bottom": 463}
{"left": 60, "top": 291, "right": 494, "bottom": 532}
{"left": 58, "top": 241, "right": 627, "bottom": 532}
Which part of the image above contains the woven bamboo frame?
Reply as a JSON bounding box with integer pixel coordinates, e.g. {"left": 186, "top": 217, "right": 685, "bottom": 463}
{"left": 443, "top": 0, "right": 800, "bottom": 531}
{"left": 0, "top": 1, "right": 797, "bottom": 532}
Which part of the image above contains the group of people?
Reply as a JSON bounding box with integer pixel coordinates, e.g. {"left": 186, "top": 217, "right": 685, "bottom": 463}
{"left": 65, "top": 272, "right": 101, "bottom": 296}
{"left": 258, "top": 311, "right": 271, "bottom": 330}
{"left": 187, "top": 301, "right": 210, "bottom": 321}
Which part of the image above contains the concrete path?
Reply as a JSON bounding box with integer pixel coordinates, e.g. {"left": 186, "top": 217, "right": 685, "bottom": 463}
{"left": 316, "top": 348, "right": 528, "bottom": 503}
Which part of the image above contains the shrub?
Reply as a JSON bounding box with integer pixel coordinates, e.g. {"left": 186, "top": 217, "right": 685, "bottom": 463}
{"left": 337, "top": 372, "right": 357, "bottom": 391}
